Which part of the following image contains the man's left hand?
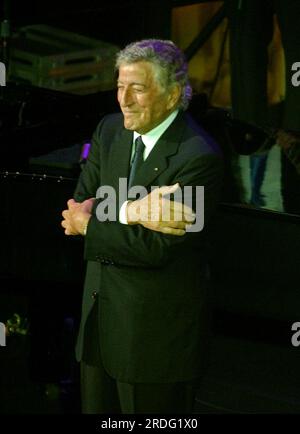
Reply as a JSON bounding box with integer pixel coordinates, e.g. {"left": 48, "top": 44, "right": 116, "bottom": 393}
{"left": 126, "top": 184, "right": 195, "bottom": 236}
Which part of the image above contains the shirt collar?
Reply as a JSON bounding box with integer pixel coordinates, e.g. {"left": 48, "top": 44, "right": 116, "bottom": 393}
{"left": 133, "top": 109, "right": 179, "bottom": 151}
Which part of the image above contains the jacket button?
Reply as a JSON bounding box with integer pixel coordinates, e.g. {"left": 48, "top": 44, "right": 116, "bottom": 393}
{"left": 91, "top": 290, "right": 97, "bottom": 299}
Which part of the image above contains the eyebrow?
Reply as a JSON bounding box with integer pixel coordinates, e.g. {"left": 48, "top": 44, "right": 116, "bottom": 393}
{"left": 117, "top": 81, "right": 146, "bottom": 87}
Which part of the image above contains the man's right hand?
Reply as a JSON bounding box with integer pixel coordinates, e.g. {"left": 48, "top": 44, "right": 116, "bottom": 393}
{"left": 61, "top": 198, "right": 95, "bottom": 236}
{"left": 126, "top": 183, "right": 195, "bottom": 236}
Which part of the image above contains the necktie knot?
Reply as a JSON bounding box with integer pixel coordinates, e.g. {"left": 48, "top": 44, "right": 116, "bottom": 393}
{"left": 134, "top": 136, "right": 145, "bottom": 159}
{"left": 128, "top": 136, "right": 145, "bottom": 189}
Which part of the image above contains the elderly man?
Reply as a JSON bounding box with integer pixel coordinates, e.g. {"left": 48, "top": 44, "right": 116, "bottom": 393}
{"left": 61, "top": 39, "right": 223, "bottom": 414}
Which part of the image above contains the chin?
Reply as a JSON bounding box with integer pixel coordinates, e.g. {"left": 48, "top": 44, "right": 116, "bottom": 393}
{"left": 124, "top": 121, "right": 136, "bottom": 131}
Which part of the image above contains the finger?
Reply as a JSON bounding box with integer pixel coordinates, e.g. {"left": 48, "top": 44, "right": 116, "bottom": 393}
{"left": 67, "top": 198, "right": 79, "bottom": 209}
{"left": 163, "top": 200, "right": 195, "bottom": 223}
{"left": 65, "top": 228, "right": 76, "bottom": 236}
{"left": 82, "top": 198, "right": 93, "bottom": 205}
{"left": 172, "top": 201, "right": 195, "bottom": 216}
{"left": 81, "top": 198, "right": 94, "bottom": 213}
{"left": 172, "top": 203, "right": 195, "bottom": 222}
{"left": 159, "top": 226, "right": 186, "bottom": 236}
{"left": 61, "top": 220, "right": 74, "bottom": 235}
{"left": 141, "top": 219, "right": 187, "bottom": 230}
{"left": 182, "top": 205, "right": 196, "bottom": 222}
{"left": 159, "top": 183, "right": 180, "bottom": 197}
{"left": 64, "top": 224, "right": 77, "bottom": 235}
{"left": 163, "top": 221, "right": 187, "bottom": 229}
{"left": 62, "top": 210, "right": 68, "bottom": 219}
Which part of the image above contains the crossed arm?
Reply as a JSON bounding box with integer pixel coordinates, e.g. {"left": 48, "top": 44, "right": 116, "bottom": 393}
{"left": 61, "top": 183, "right": 195, "bottom": 237}
{"left": 61, "top": 118, "right": 222, "bottom": 240}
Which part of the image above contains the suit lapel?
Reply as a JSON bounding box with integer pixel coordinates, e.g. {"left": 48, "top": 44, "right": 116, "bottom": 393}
{"left": 109, "top": 124, "right": 133, "bottom": 192}
{"left": 108, "top": 112, "right": 187, "bottom": 192}
{"left": 132, "top": 112, "right": 187, "bottom": 188}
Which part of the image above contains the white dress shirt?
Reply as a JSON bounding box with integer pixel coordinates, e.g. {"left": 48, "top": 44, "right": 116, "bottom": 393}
{"left": 119, "top": 109, "right": 179, "bottom": 224}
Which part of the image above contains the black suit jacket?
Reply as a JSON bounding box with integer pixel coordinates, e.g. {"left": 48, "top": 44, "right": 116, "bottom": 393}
{"left": 74, "top": 111, "right": 223, "bottom": 383}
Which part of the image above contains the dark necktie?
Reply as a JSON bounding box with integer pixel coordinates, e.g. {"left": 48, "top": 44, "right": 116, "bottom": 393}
{"left": 128, "top": 136, "right": 145, "bottom": 189}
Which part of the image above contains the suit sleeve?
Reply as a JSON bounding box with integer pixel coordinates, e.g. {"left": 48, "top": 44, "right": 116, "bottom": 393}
{"left": 73, "top": 118, "right": 104, "bottom": 203}
{"left": 84, "top": 153, "right": 223, "bottom": 268}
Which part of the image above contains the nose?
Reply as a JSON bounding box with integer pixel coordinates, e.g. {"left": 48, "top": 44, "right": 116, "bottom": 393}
{"left": 118, "top": 87, "right": 133, "bottom": 107}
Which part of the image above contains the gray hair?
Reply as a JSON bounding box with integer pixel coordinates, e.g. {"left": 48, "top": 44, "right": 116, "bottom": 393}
{"left": 115, "top": 39, "right": 192, "bottom": 111}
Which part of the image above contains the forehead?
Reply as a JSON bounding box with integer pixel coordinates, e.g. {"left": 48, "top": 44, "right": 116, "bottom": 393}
{"left": 118, "top": 61, "right": 157, "bottom": 84}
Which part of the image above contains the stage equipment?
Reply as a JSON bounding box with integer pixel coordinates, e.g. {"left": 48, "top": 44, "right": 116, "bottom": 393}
{"left": 9, "top": 25, "right": 119, "bottom": 95}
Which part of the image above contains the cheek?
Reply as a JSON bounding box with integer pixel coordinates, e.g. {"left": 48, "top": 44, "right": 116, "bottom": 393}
{"left": 151, "top": 101, "right": 166, "bottom": 118}
{"left": 117, "top": 91, "right": 122, "bottom": 105}
{"left": 136, "top": 96, "right": 165, "bottom": 121}
{"left": 135, "top": 95, "right": 147, "bottom": 108}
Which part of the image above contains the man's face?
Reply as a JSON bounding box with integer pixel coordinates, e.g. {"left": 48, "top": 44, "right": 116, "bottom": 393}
{"left": 117, "top": 61, "right": 178, "bottom": 134}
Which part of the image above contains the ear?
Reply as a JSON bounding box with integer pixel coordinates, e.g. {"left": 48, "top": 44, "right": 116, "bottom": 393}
{"left": 167, "top": 84, "right": 181, "bottom": 110}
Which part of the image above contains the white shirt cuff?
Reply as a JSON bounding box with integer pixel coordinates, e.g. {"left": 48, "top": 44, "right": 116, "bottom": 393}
{"left": 119, "top": 200, "right": 130, "bottom": 224}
